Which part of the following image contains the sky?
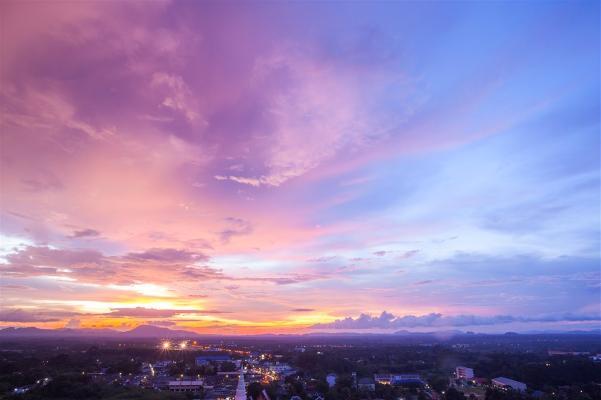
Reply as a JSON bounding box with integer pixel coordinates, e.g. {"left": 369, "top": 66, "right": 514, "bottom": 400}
{"left": 0, "top": 1, "right": 599, "bottom": 335}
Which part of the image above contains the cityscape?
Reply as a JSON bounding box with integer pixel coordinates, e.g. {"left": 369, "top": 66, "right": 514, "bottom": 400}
{"left": 1, "top": 330, "right": 600, "bottom": 399}
{"left": 0, "top": 1, "right": 600, "bottom": 400}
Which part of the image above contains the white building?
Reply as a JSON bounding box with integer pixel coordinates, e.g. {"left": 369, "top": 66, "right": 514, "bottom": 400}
{"left": 492, "top": 377, "right": 526, "bottom": 392}
{"left": 235, "top": 372, "right": 246, "bottom": 400}
{"left": 455, "top": 366, "right": 474, "bottom": 380}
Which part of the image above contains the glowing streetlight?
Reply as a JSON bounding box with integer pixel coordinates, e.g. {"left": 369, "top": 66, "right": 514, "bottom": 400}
{"left": 162, "top": 341, "right": 171, "bottom": 350}
{"left": 179, "top": 341, "right": 187, "bottom": 349}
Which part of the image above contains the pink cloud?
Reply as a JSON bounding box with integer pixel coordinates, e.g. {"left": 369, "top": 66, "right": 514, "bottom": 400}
{"left": 1, "top": 1, "right": 588, "bottom": 333}
{"left": 107, "top": 307, "right": 227, "bottom": 318}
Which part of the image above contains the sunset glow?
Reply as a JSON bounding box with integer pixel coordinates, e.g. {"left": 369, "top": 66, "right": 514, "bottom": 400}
{"left": 0, "top": 1, "right": 599, "bottom": 334}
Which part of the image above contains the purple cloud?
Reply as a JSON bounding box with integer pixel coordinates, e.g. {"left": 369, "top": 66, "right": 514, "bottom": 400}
{"left": 69, "top": 228, "right": 101, "bottom": 238}
{"left": 147, "top": 320, "right": 176, "bottom": 327}
{"left": 107, "top": 308, "right": 194, "bottom": 318}
{"left": 312, "top": 311, "right": 601, "bottom": 329}
{"left": 218, "top": 217, "right": 253, "bottom": 244}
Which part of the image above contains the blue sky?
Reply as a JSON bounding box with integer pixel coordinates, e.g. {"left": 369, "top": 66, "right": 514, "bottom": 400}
{"left": 0, "top": 0, "right": 599, "bottom": 333}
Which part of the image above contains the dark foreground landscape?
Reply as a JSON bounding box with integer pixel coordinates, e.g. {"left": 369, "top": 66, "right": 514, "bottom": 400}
{"left": 1, "top": 329, "right": 600, "bottom": 400}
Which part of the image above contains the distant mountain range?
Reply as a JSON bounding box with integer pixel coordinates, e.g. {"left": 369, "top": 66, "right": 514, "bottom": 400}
{"left": 0, "top": 325, "right": 599, "bottom": 338}
{"left": 0, "top": 325, "right": 198, "bottom": 338}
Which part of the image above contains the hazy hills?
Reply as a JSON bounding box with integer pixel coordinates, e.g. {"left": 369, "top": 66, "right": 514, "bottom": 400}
{"left": 0, "top": 325, "right": 599, "bottom": 339}
{"left": 0, "top": 325, "right": 197, "bottom": 338}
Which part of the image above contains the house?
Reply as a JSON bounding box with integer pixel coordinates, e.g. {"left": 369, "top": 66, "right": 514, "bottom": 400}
{"left": 455, "top": 366, "right": 474, "bottom": 380}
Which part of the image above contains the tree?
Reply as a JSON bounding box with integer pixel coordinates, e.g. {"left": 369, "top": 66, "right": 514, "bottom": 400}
{"left": 247, "top": 382, "right": 263, "bottom": 400}
{"left": 220, "top": 361, "right": 237, "bottom": 372}
{"left": 445, "top": 388, "right": 467, "bottom": 400}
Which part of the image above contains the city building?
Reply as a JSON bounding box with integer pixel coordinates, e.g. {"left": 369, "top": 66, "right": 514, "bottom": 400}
{"left": 196, "top": 354, "right": 232, "bottom": 366}
{"left": 393, "top": 374, "right": 423, "bottom": 385}
{"left": 492, "top": 377, "right": 527, "bottom": 392}
{"left": 374, "top": 374, "right": 392, "bottom": 385}
{"left": 455, "top": 366, "right": 474, "bottom": 380}
{"left": 374, "top": 374, "right": 423, "bottom": 386}
{"left": 168, "top": 380, "right": 203, "bottom": 392}
{"left": 357, "top": 378, "right": 375, "bottom": 392}
{"left": 268, "top": 363, "right": 295, "bottom": 376}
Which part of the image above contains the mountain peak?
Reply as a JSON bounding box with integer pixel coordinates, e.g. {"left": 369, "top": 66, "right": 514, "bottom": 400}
{"left": 122, "top": 325, "right": 197, "bottom": 338}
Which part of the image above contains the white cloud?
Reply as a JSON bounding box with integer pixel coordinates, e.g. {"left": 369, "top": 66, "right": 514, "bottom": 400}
{"left": 312, "top": 311, "right": 601, "bottom": 330}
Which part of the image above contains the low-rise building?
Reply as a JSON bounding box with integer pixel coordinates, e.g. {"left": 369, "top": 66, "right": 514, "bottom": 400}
{"left": 492, "top": 377, "right": 526, "bottom": 392}
{"left": 374, "top": 374, "right": 391, "bottom": 385}
{"left": 168, "top": 380, "right": 203, "bottom": 392}
{"left": 373, "top": 374, "right": 423, "bottom": 386}
{"left": 392, "top": 374, "right": 423, "bottom": 385}
{"left": 268, "top": 363, "right": 295, "bottom": 376}
{"left": 455, "top": 366, "right": 474, "bottom": 380}
{"left": 196, "top": 354, "right": 232, "bottom": 366}
{"left": 357, "top": 377, "right": 375, "bottom": 392}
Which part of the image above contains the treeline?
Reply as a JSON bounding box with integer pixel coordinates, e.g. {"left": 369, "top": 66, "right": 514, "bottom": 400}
{"left": 4, "top": 374, "right": 190, "bottom": 400}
